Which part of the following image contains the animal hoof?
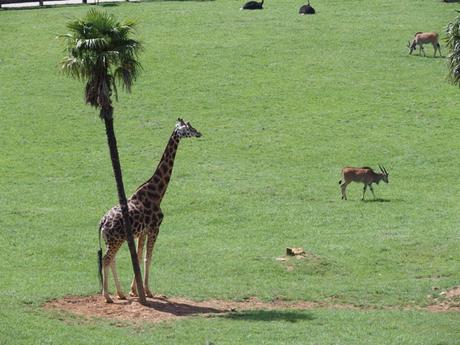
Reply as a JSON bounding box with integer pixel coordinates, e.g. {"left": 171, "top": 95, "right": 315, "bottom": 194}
{"left": 117, "top": 294, "right": 126, "bottom": 300}
{"left": 145, "top": 290, "right": 154, "bottom": 298}
{"left": 105, "top": 296, "right": 114, "bottom": 304}
{"left": 129, "top": 291, "right": 138, "bottom": 297}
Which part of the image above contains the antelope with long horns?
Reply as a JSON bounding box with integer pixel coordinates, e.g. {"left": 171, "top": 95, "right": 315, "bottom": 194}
{"left": 339, "top": 165, "right": 389, "bottom": 200}
{"left": 408, "top": 32, "right": 442, "bottom": 57}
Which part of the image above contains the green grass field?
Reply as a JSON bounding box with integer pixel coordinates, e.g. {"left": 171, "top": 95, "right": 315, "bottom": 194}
{"left": 1, "top": 0, "right": 460, "bottom": 343}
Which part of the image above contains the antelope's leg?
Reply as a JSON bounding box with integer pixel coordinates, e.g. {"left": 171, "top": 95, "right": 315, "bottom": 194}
{"left": 362, "top": 184, "right": 367, "bottom": 200}
{"left": 110, "top": 257, "right": 126, "bottom": 300}
{"left": 144, "top": 227, "right": 159, "bottom": 298}
{"left": 341, "top": 181, "right": 350, "bottom": 200}
{"left": 130, "top": 234, "right": 145, "bottom": 297}
{"left": 369, "top": 184, "right": 376, "bottom": 199}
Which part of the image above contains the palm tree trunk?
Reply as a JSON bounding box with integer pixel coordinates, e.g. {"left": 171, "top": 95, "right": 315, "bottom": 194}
{"left": 102, "top": 108, "right": 146, "bottom": 305}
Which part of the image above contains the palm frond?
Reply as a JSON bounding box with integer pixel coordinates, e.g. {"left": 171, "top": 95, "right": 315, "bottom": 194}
{"left": 445, "top": 16, "right": 460, "bottom": 86}
{"left": 59, "top": 8, "right": 143, "bottom": 111}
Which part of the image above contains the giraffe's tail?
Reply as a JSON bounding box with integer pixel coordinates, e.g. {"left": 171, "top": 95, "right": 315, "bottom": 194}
{"left": 97, "top": 221, "right": 103, "bottom": 292}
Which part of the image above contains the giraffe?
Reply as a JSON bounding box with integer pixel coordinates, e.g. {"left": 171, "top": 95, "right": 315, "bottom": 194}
{"left": 98, "top": 118, "right": 202, "bottom": 303}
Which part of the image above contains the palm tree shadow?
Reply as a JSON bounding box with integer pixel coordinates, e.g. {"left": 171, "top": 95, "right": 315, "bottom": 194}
{"left": 219, "top": 310, "right": 316, "bottom": 323}
{"left": 143, "top": 299, "right": 224, "bottom": 316}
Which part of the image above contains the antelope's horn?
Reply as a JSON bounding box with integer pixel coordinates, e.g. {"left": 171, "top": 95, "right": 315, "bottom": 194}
{"left": 380, "top": 165, "right": 388, "bottom": 175}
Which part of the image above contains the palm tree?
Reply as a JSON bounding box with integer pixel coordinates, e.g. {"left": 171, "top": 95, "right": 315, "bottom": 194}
{"left": 59, "top": 8, "right": 146, "bottom": 304}
{"left": 446, "top": 16, "right": 460, "bottom": 86}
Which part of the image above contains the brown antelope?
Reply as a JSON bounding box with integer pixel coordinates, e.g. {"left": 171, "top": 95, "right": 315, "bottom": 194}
{"left": 408, "top": 32, "right": 442, "bottom": 57}
{"left": 339, "top": 165, "right": 389, "bottom": 200}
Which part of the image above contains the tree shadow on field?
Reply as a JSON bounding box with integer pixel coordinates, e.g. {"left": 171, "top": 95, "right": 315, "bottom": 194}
{"left": 220, "top": 310, "right": 316, "bottom": 323}
{"left": 143, "top": 298, "right": 223, "bottom": 316}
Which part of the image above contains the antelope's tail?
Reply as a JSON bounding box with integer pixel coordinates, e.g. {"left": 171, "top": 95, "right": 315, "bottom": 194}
{"left": 338, "top": 179, "right": 342, "bottom": 185}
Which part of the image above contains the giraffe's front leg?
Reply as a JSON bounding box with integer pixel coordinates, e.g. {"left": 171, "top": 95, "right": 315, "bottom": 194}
{"left": 144, "top": 228, "right": 159, "bottom": 298}
{"left": 130, "top": 234, "right": 145, "bottom": 297}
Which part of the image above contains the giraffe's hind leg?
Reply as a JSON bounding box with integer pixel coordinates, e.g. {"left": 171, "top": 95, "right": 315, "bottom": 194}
{"left": 130, "top": 234, "right": 145, "bottom": 297}
{"left": 102, "top": 241, "right": 123, "bottom": 303}
{"left": 110, "top": 257, "right": 126, "bottom": 300}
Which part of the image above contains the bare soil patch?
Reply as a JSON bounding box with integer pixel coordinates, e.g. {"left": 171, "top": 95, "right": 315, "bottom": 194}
{"left": 426, "top": 286, "right": 460, "bottom": 312}
{"left": 44, "top": 295, "right": 355, "bottom": 325}
{"left": 45, "top": 287, "right": 460, "bottom": 325}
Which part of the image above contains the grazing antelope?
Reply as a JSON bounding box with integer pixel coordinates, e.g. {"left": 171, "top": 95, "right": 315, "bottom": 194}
{"left": 299, "top": 1, "right": 315, "bottom": 15}
{"left": 408, "top": 32, "right": 442, "bottom": 57}
{"left": 241, "top": 0, "right": 264, "bottom": 10}
{"left": 339, "top": 165, "right": 389, "bottom": 200}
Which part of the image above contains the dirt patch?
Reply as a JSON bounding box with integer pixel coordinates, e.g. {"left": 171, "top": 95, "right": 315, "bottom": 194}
{"left": 442, "top": 286, "right": 460, "bottom": 299}
{"left": 44, "top": 295, "right": 356, "bottom": 325}
{"left": 426, "top": 286, "right": 460, "bottom": 312}
{"left": 45, "top": 287, "right": 460, "bottom": 325}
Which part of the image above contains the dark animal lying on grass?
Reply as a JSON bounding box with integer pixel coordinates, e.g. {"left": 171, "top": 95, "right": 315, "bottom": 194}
{"left": 241, "top": 0, "right": 264, "bottom": 10}
{"left": 299, "top": 1, "right": 315, "bottom": 15}
{"left": 339, "top": 165, "right": 389, "bottom": 200}
{"left": 407, "top": 32, "right": 442, "bottom": 57}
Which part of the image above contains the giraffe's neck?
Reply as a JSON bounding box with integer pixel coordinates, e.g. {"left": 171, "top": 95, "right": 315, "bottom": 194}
{"left": 132, "top": 131, "right": 180, "bottom": 205}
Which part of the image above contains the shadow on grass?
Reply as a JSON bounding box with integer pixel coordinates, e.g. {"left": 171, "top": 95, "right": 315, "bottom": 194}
{"left": 362, "top": 198, "right": 391, "bottom": 203}
{"left": 142, "top": 298, "right": 224, "bottom": 316}
{"left": 221, "top": 310, "right": 316, "bottom": 323}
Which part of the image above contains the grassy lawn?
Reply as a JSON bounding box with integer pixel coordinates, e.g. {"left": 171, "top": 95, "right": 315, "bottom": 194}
{"left": 1, "top": 0, "right": 460, "bottom": 343}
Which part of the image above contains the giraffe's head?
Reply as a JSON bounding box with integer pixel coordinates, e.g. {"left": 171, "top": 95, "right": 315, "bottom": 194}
{"left": 175, "top": 118, "right": 202, "bottom": 138}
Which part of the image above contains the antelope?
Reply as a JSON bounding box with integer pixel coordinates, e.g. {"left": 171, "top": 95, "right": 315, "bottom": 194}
{"left": 408, "top": 32, "right": 442, "bottom": 57}
{"left": 339, "top": 165, "right": 389, "bottom": 200}
{"left": 241, "top": 0, "right": 264, "bottom": 10}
